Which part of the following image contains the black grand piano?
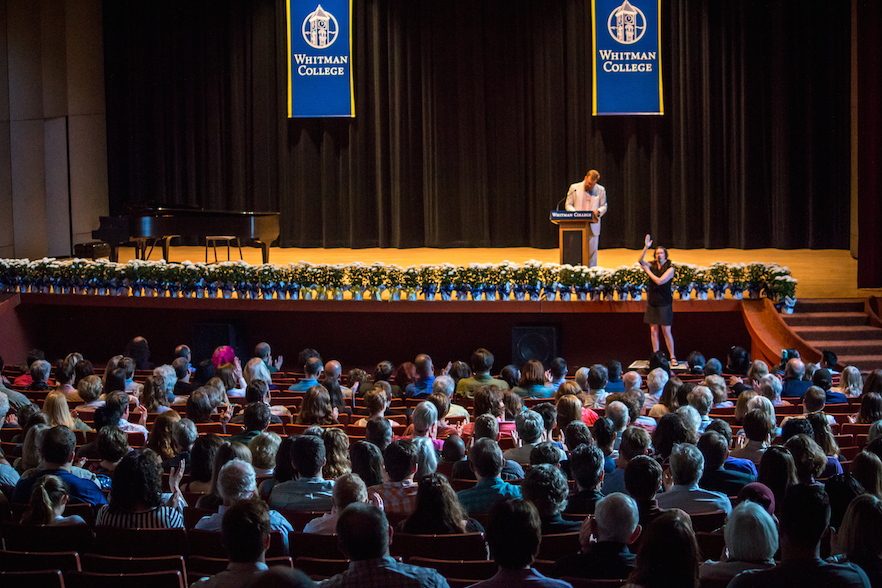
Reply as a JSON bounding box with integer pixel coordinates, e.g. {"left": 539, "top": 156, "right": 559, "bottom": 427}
{"left": 92, "top": 206, "right": 281, "bottom": 264}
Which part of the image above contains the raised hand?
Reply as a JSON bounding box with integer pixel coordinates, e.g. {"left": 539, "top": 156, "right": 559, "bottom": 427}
{"left": 644, "top": 234, "right": 653, "bottom": 249}
{"left": 273, "top": 355, "right": 284, "bottom": 370}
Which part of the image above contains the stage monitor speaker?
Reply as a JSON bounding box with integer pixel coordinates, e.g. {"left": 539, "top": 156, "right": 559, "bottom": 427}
{"left": 191, "top": 322, "right": 244, "bottom": 365}
{"left": 512, "top": 325, "right": 558, "bottom": 369}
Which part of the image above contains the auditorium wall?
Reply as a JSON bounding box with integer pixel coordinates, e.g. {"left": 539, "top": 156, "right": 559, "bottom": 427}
{"left": 0, "top": 0, "right": 108, "bottom": 260}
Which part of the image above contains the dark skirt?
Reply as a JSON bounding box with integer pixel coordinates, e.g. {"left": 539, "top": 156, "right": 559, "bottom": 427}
{"left": 644, "top": 303, "right": 673, "bottom": 326}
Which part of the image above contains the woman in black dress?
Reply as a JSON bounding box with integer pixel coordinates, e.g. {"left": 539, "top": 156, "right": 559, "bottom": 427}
{"left": 639, "top": 234, "right": 677, "bottom": 365}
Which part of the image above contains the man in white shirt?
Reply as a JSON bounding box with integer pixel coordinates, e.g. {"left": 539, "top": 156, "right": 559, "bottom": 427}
{"left": 643, "top": 368, "right": 670, "bottom": 413}
{"left": 105, "top": 391, "right": 149, "bottom": 444}
{"left": 303, "top": 473, "right": 370, "bottom": 534}
{"left": 565, "top": 169, "right": 608, "bottom": 267}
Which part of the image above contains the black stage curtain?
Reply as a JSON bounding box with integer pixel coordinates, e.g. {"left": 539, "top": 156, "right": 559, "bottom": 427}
{"left": 103, "top": 0, "right": 850, "bottom": 250}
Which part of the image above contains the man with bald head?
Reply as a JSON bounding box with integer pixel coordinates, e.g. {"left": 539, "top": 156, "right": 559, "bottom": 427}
{"left": 552, "top": 493, "right": 641, "bottom": 580}
{"left": 288, "top": 357, "right": 323, "bottom": 392}
{"left": 324, "top": 360, "right": 352, "bottom": 398}
{"left": 254, "top": 342, "right": 283, "bottom": 373}
{"left": 405, "top": 354, "right": 435, "bottom": 399}
{"left": 781, "top": 358, "right": 812, "bottom": 399}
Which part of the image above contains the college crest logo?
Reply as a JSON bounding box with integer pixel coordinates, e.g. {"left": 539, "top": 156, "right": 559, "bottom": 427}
{"left": 302, "top": 5, "right": 339, "bottom": 49}
{"left": 607, "top": 0, "right": 646, "bottom": 45}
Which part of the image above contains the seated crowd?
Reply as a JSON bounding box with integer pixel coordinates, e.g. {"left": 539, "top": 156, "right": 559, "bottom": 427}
{"left": 0, "top": 341, "right": 881, "bottom": 588}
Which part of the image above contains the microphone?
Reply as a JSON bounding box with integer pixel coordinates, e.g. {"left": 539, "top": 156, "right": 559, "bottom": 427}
{"left": 557, "top": 188, "right": 575, "bottom": 211}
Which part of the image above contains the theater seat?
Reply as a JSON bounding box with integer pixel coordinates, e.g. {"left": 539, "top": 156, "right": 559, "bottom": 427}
{"left": 0, "top": 550, "right": 81, "bottom": 574}
{"left": 536, "top": 532, "right": 580, "bottom": 562}
{"left": 294, "top": 556, "right": 349, "bottom": 579}
{"left": 0, "top": 522, "right": 95, "bottom": 553}
{"left": 288, "top": 531, "right": 346, "bottom": 559}
{"left": 66, "top": 570, "right": 184, "bottom": 588}
{"left": 408, "top": 557, "right": 496, "bottom": 580}
{"left": 79, "top": 554, "right": 187, "bottom": 584}
{"left": 94, "top": 526, "right": 188, "bottom": 558}
{"left": 0, "top": 569, "right": 66, "bottom": 588}
{"left": 390, "top": 532, "right": 488, "bottom": 561}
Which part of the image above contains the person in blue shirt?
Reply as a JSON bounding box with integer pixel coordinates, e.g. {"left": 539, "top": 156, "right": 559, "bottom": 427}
{"left": 12, "top": 425, "right": 106, "bottom": 506}
{"left": 512, "top": 360, "right": 555, "bottom": 399}
{"left": 288, "top": 357, "right": 323, "bottom": 392}
{"left": 457, "top": 438, "right": 522, "bottom": 515}
{"left": 404, "top": 354, "right": 436, "bottom": 399}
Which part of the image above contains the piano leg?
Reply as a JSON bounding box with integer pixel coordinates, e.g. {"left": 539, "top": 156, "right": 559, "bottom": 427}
{"left": 257, "top": 241, "right": 270, "bottom": 264}
{"left": 109, "top": 245, "right": 119, "bottom": 263}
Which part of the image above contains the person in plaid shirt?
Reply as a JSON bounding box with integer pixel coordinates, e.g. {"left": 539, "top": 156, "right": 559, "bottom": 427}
{"left": 369, "top": 439, "right": 419, "bottom": 515}
{"left": 321, "top": 503, "right": 448, "bottom": 588}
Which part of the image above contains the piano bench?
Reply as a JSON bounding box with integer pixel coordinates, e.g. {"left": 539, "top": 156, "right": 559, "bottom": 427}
{"left": 206, "top": 236, "right": 244, "bottom": 263}
{"left": 74, "top": 241, "right": 111, "bottom": 260}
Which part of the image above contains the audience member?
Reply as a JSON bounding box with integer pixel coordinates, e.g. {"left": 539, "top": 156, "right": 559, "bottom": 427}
{"left": 147, "top": 410, "right": 181, "bottom": 462}
{"left": 552, "top": 493, "right": 640, "bottom": 580}
{"left": 457, "top": 438, "right": 522, "bottom": 514}
{"left": 368, "top": 438, "right": 419, "bottom": 515}
{"left": 400, "top": 472, "right": 483, "bottom": 534}
{"left": 602, "top": 426, "right": 651, "bottom": 495}
{"left": 472, "top": 498, "right": 571, "bottom": 588}
{"left": 626, "top": 510, "right": 700, "bottom": 588}
{"left": 700, "top": 500, "right": 777, "bottom": 584}
{"left": 295, "top": 385, "right": 339, "bottom": 425}
{"left": 96, "top": 449, "right": 183, "bottom": 527}
{"left": 184, "top": 434, "right": 225, "bottom": 494}
{"left": 624, "top": 456, "right": 669, "bottom": 533}
{"left": 192, "top": 499, "right": 275, "bottom": 587}
{"left": 350, "top": 440, "right": 385, "bottom": 487}
{"left": 504, "top": 409, "right": 544, "bottom": 465}
{"left": 20, "top": 474, "right": 87, "bottom": 526}
{"left": 303, "top": 472, "right": 369, "bottom": 534}
{"left": 831, "top": 494, "right": 882, "bottom": 586}
{"left": 323, "top": 503, "right": 449, "bottom": 588}
{"left": 405, "top": 354, "right": 436, "bottom": 398}
{"left": 781, "top": 358, "right": 812, "bottom": 399}
{"left": 452, "top": 414, "right": 524, "bottom": 481}
{"left": 656, "top": 443, "right": 732, "bottom": 515}
{"left": 195, "top": 460, "right": 293, "bottom": 551}
{"left": 523, "top": 463, "right": 581, "bottom": 534}
{"left": 365, "top": 416, "right": 393, "bottom": 451}
{"left": 12, "top": 425, "right": 107, "bottom": 506}
{"left": 269, "top": 435, "right": 334, "bottom": 512}
{"left": 249, "top": 431, "right": 282, "bottom": 476}
{"left": 288, "top": 356, "right": 323, "bottom": 392}
{"left": 456, "top": 348, "right": 509, "bottom": 398}
{"left": 729, "top": 484, "right": 870, "bottom": 587}
{"left": 697, "top": 430, "right": 756, "bottom": 495}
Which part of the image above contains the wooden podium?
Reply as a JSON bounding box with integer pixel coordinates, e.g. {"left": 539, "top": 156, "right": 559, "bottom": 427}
{"left": 550, "top": 210, "right": 596, "bottom": 266}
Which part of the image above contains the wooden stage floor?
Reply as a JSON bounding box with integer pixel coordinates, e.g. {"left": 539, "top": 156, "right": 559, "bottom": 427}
{"left": 117, "top": 246, "right": 882, "bottom": 300}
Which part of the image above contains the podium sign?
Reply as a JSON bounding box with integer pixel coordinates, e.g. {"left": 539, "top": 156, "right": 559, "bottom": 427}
{"left": 550, "top": 211, "right": 596, "bottom": 266}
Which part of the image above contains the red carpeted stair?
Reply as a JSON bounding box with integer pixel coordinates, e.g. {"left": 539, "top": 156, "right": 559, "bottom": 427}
{"left": 782, "top": 299, "right": 882, "bottom": 371}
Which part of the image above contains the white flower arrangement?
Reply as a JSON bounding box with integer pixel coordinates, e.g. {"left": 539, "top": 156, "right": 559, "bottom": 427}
{"left": 0, "top": 257, "right": 797, "bottom": 305}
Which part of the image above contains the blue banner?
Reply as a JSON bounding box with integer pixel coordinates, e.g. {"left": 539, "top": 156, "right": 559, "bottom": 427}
{"left": 592, "top": 0, "right": 663, "bottom": 116}
{"left": 287, "top": 0, "right": 354, "bottom": 118}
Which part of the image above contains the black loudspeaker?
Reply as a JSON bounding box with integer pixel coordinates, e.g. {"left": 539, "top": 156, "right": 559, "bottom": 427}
{"left": 511, "top": 325, "right": 559, "bottom": 369}
{"left": 191, "top": 322, "right": 244, "bottom": 364}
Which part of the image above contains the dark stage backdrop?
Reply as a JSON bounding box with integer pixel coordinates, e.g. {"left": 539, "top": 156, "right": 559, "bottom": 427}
{"left": 103, "top": 0, "right": 850, "bottom": 250}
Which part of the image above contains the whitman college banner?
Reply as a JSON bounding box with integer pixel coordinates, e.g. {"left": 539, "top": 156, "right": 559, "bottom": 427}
{"left": 591, "top": 0, "right": 663, "bottom": 116}
{"left": 286, "top": 1, "right": 354, "bottom": 118}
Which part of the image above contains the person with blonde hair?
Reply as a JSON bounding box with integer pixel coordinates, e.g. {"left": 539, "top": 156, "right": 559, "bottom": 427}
{"left": 834, "top": 366, "right": 864, "bottom": 398}
{"left": 21, "top": 474, "right": 87, "bottom": 526}
{"left": 555, "top": 394, "right": 583, "bottom": 441}
{"left": 215, "top": 363, "right": 246, "bottom": 398}
{"left": 249, "top": 431, "right": 281, "bottom": 477}
{"left": 322, "top": 427, "right": 351, "bottom": 480}
{"left": 44, "top": 391, "right": 93, "bottom": 433}
{"left": 704, "top": 374, "right": 732, "bottom": 408}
